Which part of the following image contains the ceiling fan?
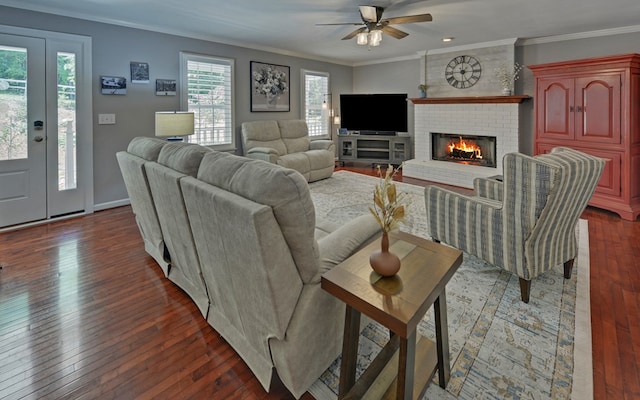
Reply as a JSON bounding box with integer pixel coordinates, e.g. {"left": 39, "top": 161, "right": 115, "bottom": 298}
{"left": 317, "top": 5, "right": 432, "bottom": 46}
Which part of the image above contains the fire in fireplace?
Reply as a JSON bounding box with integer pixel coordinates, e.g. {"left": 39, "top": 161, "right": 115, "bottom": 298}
{"left": 431, "top": 132, "right": 497, "bottom": 168}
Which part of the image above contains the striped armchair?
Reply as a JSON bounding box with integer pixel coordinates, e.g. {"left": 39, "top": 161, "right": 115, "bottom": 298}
{"left": 425, "top": 147, "right": 604, "bottom": 303}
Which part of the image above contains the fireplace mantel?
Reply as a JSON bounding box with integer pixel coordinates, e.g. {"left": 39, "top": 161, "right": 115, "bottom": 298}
{"left": 409, "top": 95, "right": 530, "bottom": 104}
{"left": 405, "top": 96, "right": 522, "bottom": 188}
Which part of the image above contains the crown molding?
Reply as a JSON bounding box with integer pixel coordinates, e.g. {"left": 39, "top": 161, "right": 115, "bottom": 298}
{"left": 520, "top": 25, "right": 640, "bottom": 46}
{"left": 426, "top": 38, "right": 519, "bottom": 55}
{"left": 352, "top": 53, "right": 422, "bottom": 67}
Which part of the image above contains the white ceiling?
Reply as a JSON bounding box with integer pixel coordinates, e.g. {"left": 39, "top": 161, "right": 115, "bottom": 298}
{"left": 2, "top": 0, "right": 640, "bottom": 65}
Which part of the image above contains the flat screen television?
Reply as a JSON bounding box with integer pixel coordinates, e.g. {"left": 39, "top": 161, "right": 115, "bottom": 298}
{"left": 339, "top": 93, "right": 408, "bottom": 134}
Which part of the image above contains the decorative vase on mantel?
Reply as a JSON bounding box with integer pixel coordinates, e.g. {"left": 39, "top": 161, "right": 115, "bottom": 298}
{"left": 369, "top": 232, "right": 401, "bottom": 277}
{"left": 501, "top": 87, "right": 513, "bottom": 96}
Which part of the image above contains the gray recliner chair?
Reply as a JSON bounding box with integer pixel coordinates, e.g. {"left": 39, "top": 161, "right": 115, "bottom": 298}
{"left": 241, "top": 119, "right": 335, "bottom": 182}
{"left": 116, "top": 137, "right": 170, "bottom": 276}
{"left": 145, "top": 143, "right": 213, "bottom": 318}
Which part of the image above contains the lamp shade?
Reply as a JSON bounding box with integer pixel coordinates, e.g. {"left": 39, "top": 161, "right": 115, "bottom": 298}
{"left": 155, "top": 111, "right": 195, "bottom": 137}
{"left": 356, "top": 32, "right": 368, "bottom": 46}
{"left": 369, "top": 30, "right": 382, "bottom": 47}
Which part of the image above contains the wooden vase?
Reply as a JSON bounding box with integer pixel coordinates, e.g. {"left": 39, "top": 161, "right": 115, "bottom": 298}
{"left": 369, "top": 232, "right": 401, "bottom": 277}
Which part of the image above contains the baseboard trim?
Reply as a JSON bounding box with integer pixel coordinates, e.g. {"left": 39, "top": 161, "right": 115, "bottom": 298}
{"left": 94, "top": 198, "right": 131, "bottom": 211}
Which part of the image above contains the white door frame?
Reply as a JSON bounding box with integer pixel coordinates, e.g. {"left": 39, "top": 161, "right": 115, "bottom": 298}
{"left": 0, "top": 25, "right": 93, "bottom": 231}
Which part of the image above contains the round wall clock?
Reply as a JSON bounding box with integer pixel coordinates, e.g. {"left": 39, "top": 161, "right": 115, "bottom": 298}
{"left": 445, "top": 55, "right": 482, "bottom": 89}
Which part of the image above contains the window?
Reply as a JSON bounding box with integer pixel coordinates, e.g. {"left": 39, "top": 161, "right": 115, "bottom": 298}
{"left": 302, "top": 70, "right": 330, "bottom": 138}
{"left": 180, "top": 52, "right": 234, "bottom": 150}
{"left": 57, "top": 51, "right": 76, "bottom": 190}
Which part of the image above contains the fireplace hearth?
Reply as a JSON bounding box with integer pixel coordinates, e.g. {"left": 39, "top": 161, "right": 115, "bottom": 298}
{"left": 431, "top": 132, "right": 497, "bottom": 168}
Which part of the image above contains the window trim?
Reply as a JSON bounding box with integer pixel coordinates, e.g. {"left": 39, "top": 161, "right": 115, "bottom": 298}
{"left": 301, "top": 69, "right": 331, "bottom": 139}
{"left": 179, "top": 52, "right": 235, "bottom": 151}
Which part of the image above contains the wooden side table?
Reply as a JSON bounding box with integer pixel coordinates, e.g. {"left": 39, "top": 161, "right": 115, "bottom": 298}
{"left": 321, "top": 231, "right": 463, "bottom": 400}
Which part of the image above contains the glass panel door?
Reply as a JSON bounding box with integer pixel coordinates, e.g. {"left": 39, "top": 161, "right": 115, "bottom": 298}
{"left": 0, "top": 34, "right": 47, "bottom": 228}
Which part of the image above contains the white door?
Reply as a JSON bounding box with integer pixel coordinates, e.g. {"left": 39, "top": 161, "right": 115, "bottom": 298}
{"left": 0, "top": 34, "right": 47, "bottom": 227}
{"left": 0, "top": 29, "right": 92, "bottom": 229}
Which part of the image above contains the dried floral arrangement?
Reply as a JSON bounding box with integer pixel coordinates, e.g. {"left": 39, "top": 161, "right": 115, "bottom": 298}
{"left": 495, "top": 62, "right": 524, "bottom": 89}
{"left": 369, "top": 164, "right": 408, "bottom": 233}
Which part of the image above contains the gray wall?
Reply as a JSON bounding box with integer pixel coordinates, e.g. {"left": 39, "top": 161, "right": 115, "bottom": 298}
{"left": 0, "top": 6, "right": 353, "bottom": 207}
{"left": 354, "top": 31, "right": 640, "bottom": 157}
{"left": 352, "top": 58, "right": 420, "bottom": 157}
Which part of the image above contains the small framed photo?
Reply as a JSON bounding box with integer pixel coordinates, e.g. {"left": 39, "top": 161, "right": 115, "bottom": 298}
{"left": 100, "top": 76, "right": 127, "bottom": 95}
{"left": 130, "top": 61, "right": 149, "bottom": 83}
{"left": 156, "top": 79, "right": 177, "bottom": 96}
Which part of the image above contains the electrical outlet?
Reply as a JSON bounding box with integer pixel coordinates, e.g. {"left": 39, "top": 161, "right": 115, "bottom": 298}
{"left": 98, "top": 113, "right": 116, "bottom": 125}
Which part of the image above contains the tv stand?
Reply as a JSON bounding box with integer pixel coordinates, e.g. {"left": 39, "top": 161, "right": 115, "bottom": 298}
{"left": 338, "top": 134, "right": 410, "bottom": 166}
{"left": 359, "top": 130, "right": 397, "bottom": 136}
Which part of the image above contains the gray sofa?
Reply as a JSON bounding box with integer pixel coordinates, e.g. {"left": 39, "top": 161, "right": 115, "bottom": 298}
{"left": 117, "top": 137, "right": 381, "bottom": 398}
{"left": 116, "top": 137, "right": 170, "bottom": 276}
{"left": 241, "top": 119, "right": 335, "bottom": 182}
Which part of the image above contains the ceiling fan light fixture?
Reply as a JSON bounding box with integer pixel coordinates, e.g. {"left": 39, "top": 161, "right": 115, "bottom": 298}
{"left": 369, "top": 29, "right": 382, "bottom": 46}
{"left": 356, "top": 32, "right": 369, "bottom": 45}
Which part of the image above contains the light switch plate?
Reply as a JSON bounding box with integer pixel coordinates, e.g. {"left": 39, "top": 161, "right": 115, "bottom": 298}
{"left": 98, "top": 113, "right": 116, "bottom": 125}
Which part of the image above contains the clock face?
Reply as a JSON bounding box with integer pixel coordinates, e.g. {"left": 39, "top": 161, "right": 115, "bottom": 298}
{"left": 445, "top": 55, "right": 482, "bottom": 89}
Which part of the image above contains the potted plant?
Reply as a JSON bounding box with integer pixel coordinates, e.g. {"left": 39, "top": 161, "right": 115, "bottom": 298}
{"left": 418, "top": 84, "right": 427, "bottom": 98}
{"left": 494, "top": 63, "right": 524, "bottom": 95}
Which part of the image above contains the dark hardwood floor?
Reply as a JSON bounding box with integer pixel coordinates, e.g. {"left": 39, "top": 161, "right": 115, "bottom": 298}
{"left": 0, "top": 164, "right": 638, "bottom": 399}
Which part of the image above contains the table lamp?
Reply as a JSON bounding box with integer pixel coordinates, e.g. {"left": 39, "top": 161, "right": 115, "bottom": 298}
{"left": 155, "top": 111, "right": 194, "bottom": 142}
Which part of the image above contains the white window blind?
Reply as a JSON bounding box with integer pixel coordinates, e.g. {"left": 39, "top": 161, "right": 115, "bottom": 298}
{"left": 180, "top": 53, "right": 234, "bottom": 149}
{"left": 303, "top": 71, "right": 329, "bottom": 137}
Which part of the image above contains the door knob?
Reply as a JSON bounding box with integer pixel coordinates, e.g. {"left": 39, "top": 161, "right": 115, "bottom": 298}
{"left": 34, "top": 136, "right": 44, "bottom": 142}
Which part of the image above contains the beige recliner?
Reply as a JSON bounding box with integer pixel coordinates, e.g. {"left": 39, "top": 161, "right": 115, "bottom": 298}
{"left": 145, "top": 143, "right": 212, "bottom": 318}
{"left": 180, "top": 151, "right": 380, "bottom": 398}
{"left": 241, "top": 119, "right": 335, "bottom": 182}
{"left": 116, "top": 137, "right": 170, "bottom": 276}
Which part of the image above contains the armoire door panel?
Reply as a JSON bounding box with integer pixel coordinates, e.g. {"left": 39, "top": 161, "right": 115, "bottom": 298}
{"left": 536, "top": 78, "right": 574, "bottom": 140}
{"left": 576, "top": 75, "right": 622, "bottom": 144}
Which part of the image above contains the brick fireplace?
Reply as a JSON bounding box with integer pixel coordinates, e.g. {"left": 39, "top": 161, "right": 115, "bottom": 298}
{"left": 404, "top": 96, "right": 528, "bottom": 188}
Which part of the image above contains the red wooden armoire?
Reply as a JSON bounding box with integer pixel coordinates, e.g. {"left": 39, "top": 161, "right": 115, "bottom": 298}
{"left": 530, "top": 54, "right": 640, "bottom": 221}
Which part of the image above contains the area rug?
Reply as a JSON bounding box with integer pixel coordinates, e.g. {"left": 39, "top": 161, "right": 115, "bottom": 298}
{"left": 307, "top": 171, "right": 592, "bottom": 400}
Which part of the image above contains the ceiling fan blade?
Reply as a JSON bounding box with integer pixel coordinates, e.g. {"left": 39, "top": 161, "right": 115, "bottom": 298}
{"left": 342, "top": 27, "right": 367, "bottom": 40}
{"left": 382, "top": 13, "right": 433, "bottom": 25}
{"left": 381, "top": 25, "right": 409, "bottom": 39}
{"left": 359, "top": 5, "right": 384, "bottom": 22}
{"left": 315, "top": 22, "right": 363, "bottom": 26}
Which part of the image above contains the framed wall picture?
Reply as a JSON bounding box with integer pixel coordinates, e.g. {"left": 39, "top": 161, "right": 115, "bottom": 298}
{"left": 250, "top": 61, "right": 290, "bottom": 112}
{"left": 130, "top": 61, "right": 149, "bottom": 83}
{"left": 156, "top": 79, "right": 176, "bottom": 96}
{"left": 100, "top": 76, "right": 127, "bottom": 95}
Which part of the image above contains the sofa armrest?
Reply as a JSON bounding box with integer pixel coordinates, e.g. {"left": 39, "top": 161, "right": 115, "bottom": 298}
{"left": 473, "top": 177, "right": 503, "bottom": 200}
{"left": 315, "top": 214, "right": 381, "bottom": 281}
{"left": 246, "top": 147, "right": 280, "bottom": 164}
{"left": 310, "top": 139, "right": 334, "bottom": 151}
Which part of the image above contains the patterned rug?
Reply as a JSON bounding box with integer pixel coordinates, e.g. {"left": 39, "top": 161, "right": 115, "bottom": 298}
{"left": 307, "top": 171, "right": 592, "bottom": 400}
